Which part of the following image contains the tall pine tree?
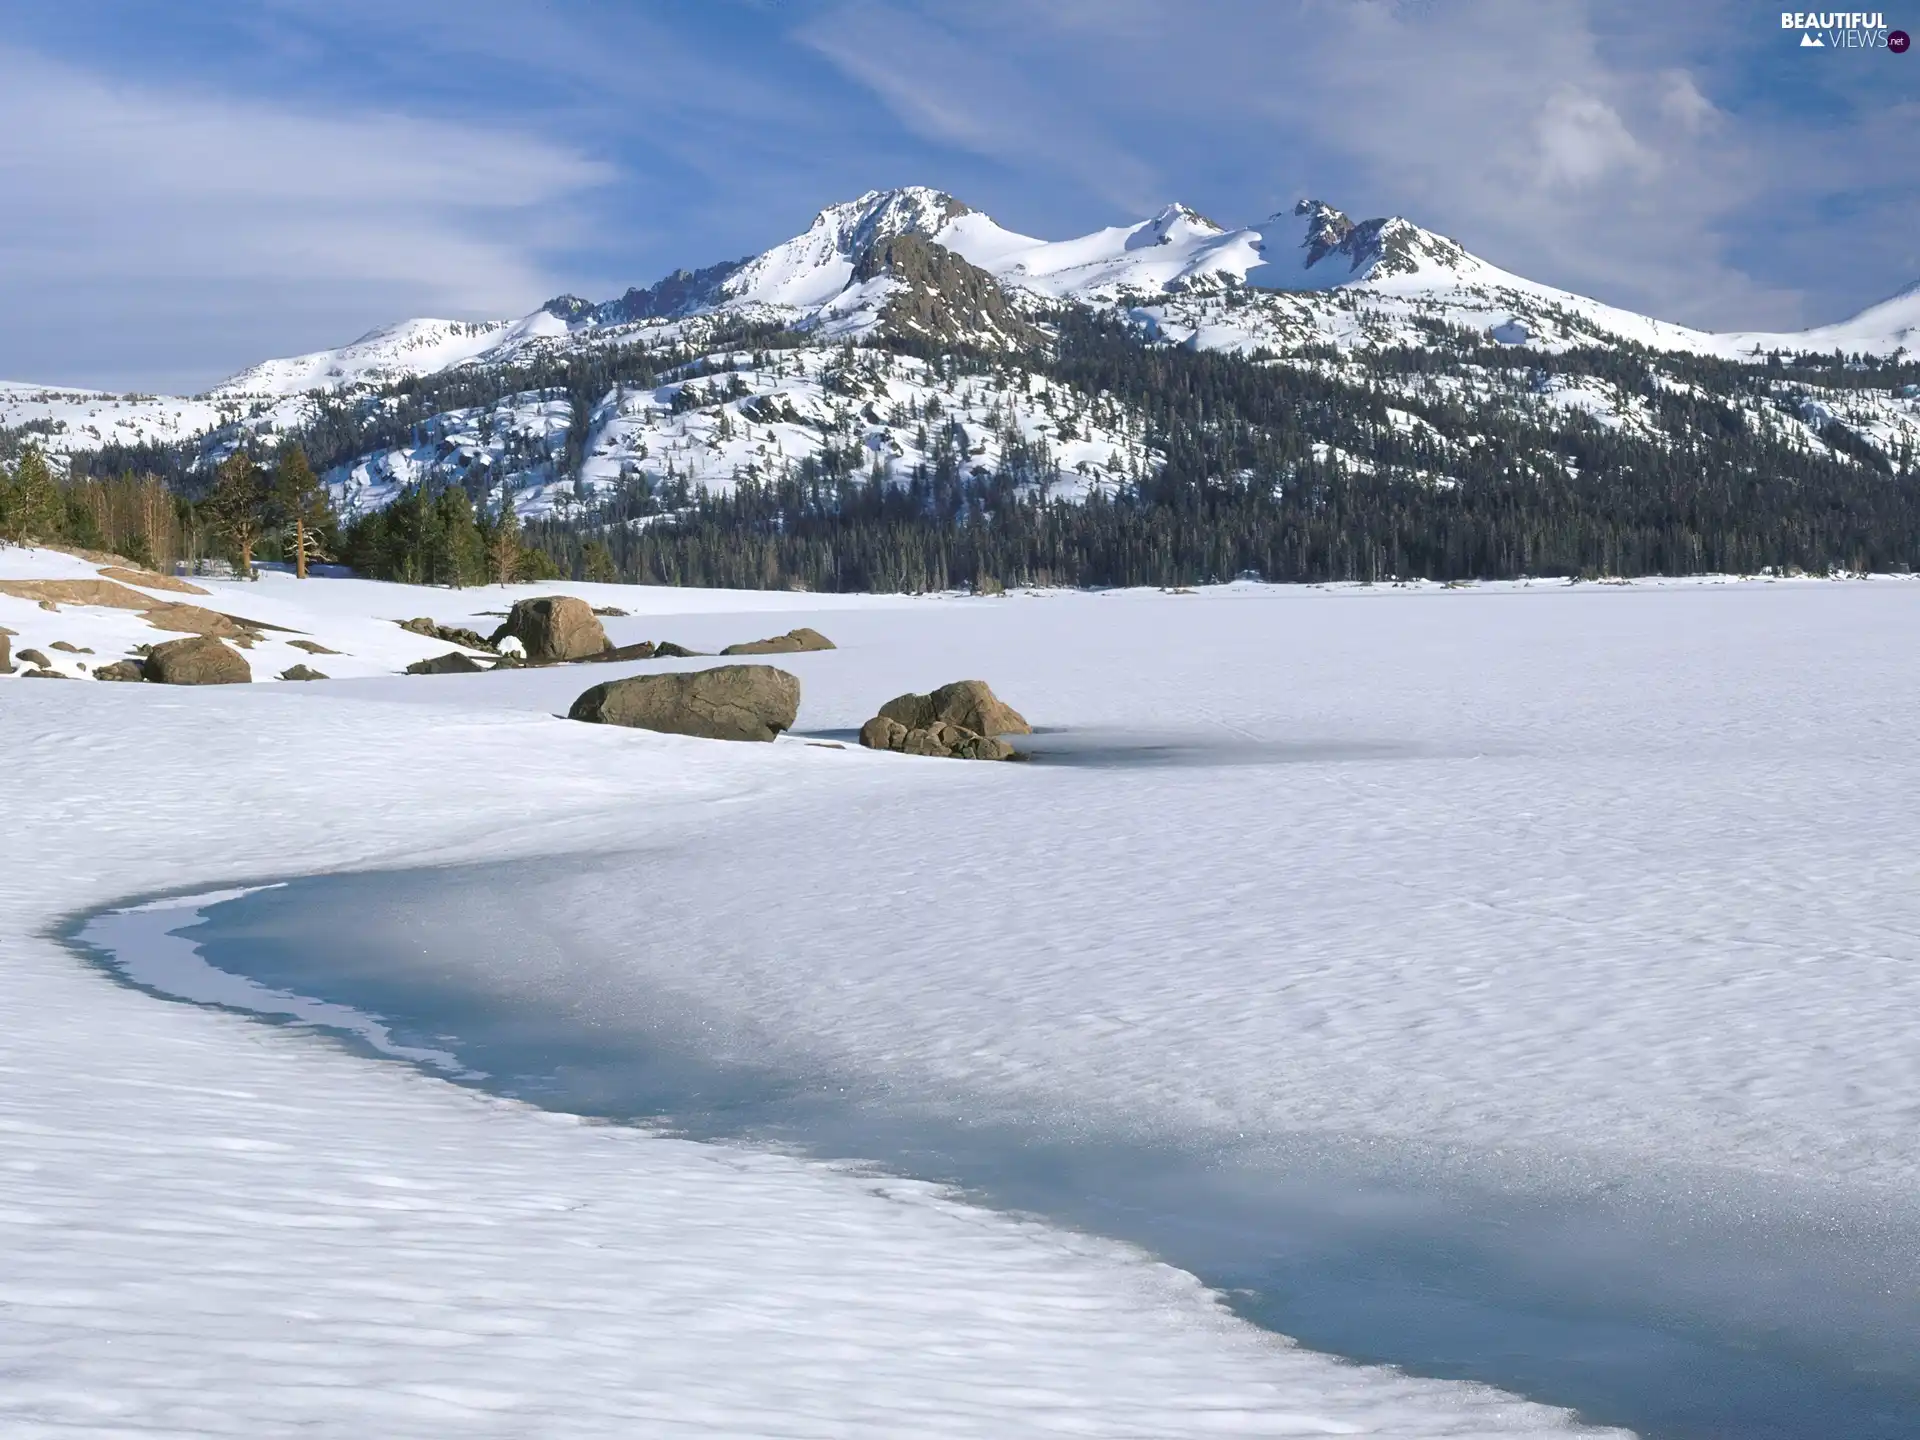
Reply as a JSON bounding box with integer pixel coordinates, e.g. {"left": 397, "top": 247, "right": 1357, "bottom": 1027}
{"left": 1, "top": 445, "right": 64, "bottom": 544}
{"left": 209, "top": 449, "right": 267, "bottom": 578}
{"left": 273, "top": 444, "right": 333, "bottom": 579}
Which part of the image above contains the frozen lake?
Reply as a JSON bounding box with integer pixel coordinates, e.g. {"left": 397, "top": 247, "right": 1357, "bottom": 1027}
{"left": 76, "top": 867, "right": 1920, "bottom": 1439}
{"left": 18, "top": 570, "right": 1920, "bottom": 1435}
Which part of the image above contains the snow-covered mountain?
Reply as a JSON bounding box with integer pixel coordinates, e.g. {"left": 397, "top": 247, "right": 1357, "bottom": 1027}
{"left": 5, "top": 184, "right": 1919, "bottom": 523}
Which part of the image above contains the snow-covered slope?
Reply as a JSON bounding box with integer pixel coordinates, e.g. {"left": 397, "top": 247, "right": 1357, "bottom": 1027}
{"left": 213, "top": 313, "right": 573, "bottom": 398}
{"left": 6, "top": 184, "right": 1918, "bottom": 521}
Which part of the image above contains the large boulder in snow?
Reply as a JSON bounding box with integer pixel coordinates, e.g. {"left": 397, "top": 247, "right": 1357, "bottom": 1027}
{"left": 876, "top": 680, "right": 1030, "bottom": 737}
{"left": 721, "top": 627, "right": 836, "bottom": 656}
{"left": 0, "top": 631, "right": 12, "bottom": 673}
{"left": 568, "top": 665, "right": 800, "bottom": 742}
{"left": 490, "top": 596, "right": 607, "bottom": 663}
{"left": 145, "top": 635, "right": 251, "bottom": 685}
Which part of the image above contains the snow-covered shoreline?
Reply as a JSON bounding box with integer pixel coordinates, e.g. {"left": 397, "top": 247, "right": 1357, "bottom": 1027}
{"left": 1, "top": 568, "right": 1626, "bottom": 1436}
{"left": 8, "top": 555, "right": 1920, "bottom": 1434}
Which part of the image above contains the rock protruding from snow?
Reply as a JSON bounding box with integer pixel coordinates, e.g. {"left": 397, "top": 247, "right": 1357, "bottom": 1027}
{"left": 491, "top": 597, "right": 608, "bottom": 664}
{"left": 720, "top": 627, "right": 836, "bottom": 656}
{"left": 568, "top": 665, "right": 801, "bottom": 742}
{"left": 876, "top": 680, "right": 1031, "bottom": 737}
{"left": 859, "top": 713, "right": 1016, "bottom": 761}
{"left": 405, "top": 652, "right": 487, "bottom": 676}
{"left": 145, "top": 635, "right": 250, "bottom": 685}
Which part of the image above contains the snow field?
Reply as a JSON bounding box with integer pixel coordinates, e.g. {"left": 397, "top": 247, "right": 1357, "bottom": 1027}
{"left": 0, "top": 560, "right": 1634, "bottom": 1437}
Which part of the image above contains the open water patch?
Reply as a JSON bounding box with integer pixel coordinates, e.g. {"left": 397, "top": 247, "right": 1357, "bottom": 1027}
{"left": 68, "top": 868, "right": 1920, "bottom": 1440}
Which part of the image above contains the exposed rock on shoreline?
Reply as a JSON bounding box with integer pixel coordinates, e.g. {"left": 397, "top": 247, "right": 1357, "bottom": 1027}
{"left": 569, "top": 665, "right": 800, "bottom": 742}
{"left": 858, "top": 680, "right": 1029, "bottom": 760}
{"left": 721, "top": 627, "right": 835, "bottom": 656}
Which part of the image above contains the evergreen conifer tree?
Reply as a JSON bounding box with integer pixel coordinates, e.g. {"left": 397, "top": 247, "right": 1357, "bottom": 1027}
{"left": 1, "top": 445, "right": 64, "bottom": 543}
{"left": 272, "top": 444, "right": 333, "bottom": 579}
{"left": 209, "top": 449, "right": 267, "bottom": 578}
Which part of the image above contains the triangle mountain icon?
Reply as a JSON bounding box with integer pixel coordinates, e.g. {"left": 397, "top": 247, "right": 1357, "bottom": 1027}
{"left": 1800, "top": 31, "right": 1825, "bottom": 45}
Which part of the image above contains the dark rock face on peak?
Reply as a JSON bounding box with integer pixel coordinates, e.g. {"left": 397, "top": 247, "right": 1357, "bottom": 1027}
{"left": 850, "top": 234, "right": 1043, "bottom": 350}
{"left": 595, "top": 258, "right": 752, "bottom": 325}
{"left": 541, "top": 294, "right": 595, "bottom": 323}
{"left": 1295, "top": 200, "right": 1356, "bottom": 269}
{"left": 1290, "top": 200, "right": 1472, "bottom": 283}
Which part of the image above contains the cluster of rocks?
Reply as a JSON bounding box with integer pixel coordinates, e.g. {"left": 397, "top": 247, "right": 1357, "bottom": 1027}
{"left": 857, "top": 680, "right": 1029, "bottom": 761}
{"left": 562, "top": 665, "right": 1028, "bottom": 763}
{"left": 399, "top": 616, "right": 495, "bottom": 651}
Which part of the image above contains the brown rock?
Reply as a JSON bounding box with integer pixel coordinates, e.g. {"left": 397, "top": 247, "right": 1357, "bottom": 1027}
{"left": 859, "top": 715, "right": 908, "bottom": 751}
{"left": 405, "top": 652, "right": 487, "bottom": 675}
{"left": 858, "top": 707, "right": 1016, "bottom": 761}
{"left": 876, "top": 679, "right": 1030, "bottom": 737}
{"left": 0, "top": 578, "right": 155, "bottom": 610}
{"left": 278, "top": 664, "right": 328, "bottom": 681}
{"left": 930, "top": 680, "right": 1029, "bottom": 736}
{"left": 97, "top": 566, "right": 208, "bottom": 595}
{"left": 21, "top": 668, "right": 70, "bottom": 679}
{"left": 50, "top": 641, "right": 93, "bottom": 654}
{"left": 145, "top": 635, "right": 251, "bottom": 685}
{"left": 720, "top": 627, "right": 836, "bottom": 656}
{"left": 0, "top": 632, "right": 9, "bottom": 673}
{"left": 399, "top": 617, "right": 493, "bottom": 651}
{"left": 592, "top": 605, "right": 630, "bottom": 617}
{"left": 651, "top": 641, "right": 704, "bottom": 659}
{"left": 94, "top": 660, "right": 146, "bottom": 682}
{"left": 568, "top": 665, "right": 800, "bottom": 742}
{"left": 593, "top": 641, "right": 658, "bottom": 663}
{"left": 901, "top": 727, "right": 951, "bottom": 757}
{"left": 489, "top": 596, "right": 607, "bottom": 663}
{"left": 289, "top": 639, "right": 339, "bottom": 655}
{"left": 17, "top": 648, "right": 52, "bottom": 669}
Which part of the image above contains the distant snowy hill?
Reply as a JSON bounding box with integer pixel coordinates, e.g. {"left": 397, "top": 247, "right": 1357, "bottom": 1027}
{"left": 5, "top": 184, "right": 1919, "bottom": 523}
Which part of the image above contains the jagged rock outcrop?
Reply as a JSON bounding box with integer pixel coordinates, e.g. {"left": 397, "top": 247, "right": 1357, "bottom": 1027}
{"left": 851, "top": 233, "right": 1043, "bottom": 350}
{"left": 568, "top": 665, "right": 800, "bottom": 742}
{"left": 145, "top": 635, "right": 250, "bottom": 685}
{"left": 279, "top": 664, "right": 328, "bottom": 681}
{"left": 720, "top": 627, "right": 835, "bottom": 656}
{"left": 95, "top": 660, "right": 146, "bottom": 682}
{"left": 489, "top": 596, "right": 608, "bottom": 663}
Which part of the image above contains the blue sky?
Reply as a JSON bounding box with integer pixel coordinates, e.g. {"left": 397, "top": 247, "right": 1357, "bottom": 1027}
{"left": 2, "top": 0, "right": 1915, "bottom": 392}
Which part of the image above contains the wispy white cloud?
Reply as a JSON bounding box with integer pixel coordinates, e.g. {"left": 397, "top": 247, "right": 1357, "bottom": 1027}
{"left": 788, "top": 0, "right": 1913, "bottom": 332}
{"left": 795, "top": 2, "right": 1163, "bottom": 213}
{"left": 0, "top": 45, "right": 613, "bottom": 389}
